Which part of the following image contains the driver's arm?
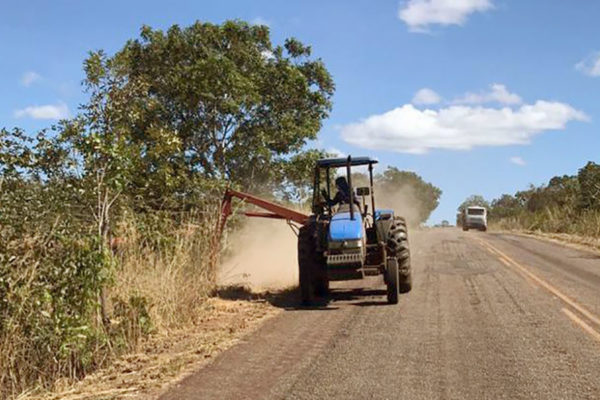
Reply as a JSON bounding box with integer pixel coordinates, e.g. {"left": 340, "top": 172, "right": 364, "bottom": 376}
{"left": 323, "top": 190, "right": 342, "bottom": 207}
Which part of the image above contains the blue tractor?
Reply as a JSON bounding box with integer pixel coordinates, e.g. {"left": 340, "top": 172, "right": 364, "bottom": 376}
{"left": 218, "top": 156, "right": 411, "bottom": 305}
{"left": 297, "top": 156, "right": 411, "bottom": 304}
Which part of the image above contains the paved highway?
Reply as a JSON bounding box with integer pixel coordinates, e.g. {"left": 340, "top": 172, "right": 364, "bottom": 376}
{"left": 161, "top": 228, "right": 600, "bottom": 399}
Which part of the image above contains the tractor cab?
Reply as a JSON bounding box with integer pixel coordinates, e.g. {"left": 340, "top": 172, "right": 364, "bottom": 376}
{"left": 311, "top": 156, "right": 392, "bottom": 244}
{"left": 311, "top": 156, "right": 377, "bottom": 221}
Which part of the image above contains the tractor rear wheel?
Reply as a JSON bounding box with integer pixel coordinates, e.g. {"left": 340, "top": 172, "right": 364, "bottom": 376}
{"left": 387, "top": 217, "right": 408, "bottom": 254}
{"left": 387, "top": 217, "right": 412, "bottom": 294}
{"left": 298, "top": 223, "right": 327, "bottom": 304}
{"left": 314, "top": 275, "right": 329, "bottom": 296}
{"left": 386, "top": 257, "right": 399, "bottom": 304}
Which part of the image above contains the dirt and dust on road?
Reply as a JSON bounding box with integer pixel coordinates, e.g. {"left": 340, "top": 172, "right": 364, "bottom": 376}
{"left": 375, "top": 184, "right": 426, "bottom": 228}
{"left": 217, "top": 218, "right": 299, "bottom": 290}
{"left": 161, "top": 227, "right": 600, "bottom": 400}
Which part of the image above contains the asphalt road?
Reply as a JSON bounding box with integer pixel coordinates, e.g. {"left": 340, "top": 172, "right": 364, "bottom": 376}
{"left": 160, "top": 228, "right": 600, "bottom": 399}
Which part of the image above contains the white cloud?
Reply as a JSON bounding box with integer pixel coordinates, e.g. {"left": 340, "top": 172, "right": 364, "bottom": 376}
{"left": 21, "top": 71, "right": 41, "bottom": 87}
{"left": 453, "top": 83, "right": 522, "bottom": 105}
{"left": 398, "top": 0, "right": 494, "bottom": 32}
{"left": 509, "top": 156, "right": 526, "bottom": 166}
{"left": 327, "top": 147, "right": 346, "bottom": 158}
{"left": 14, "top": 102, "right": 70, "bottom": 120}
{"left": 412, "top": 88, "right": 442, "bottom": 105}
{"left": 575, "top": 52, "right": 600, "bottom": 77}
{"left": 250, "top": 17, "right": 271, "bottom": 27}
{"left": 340, "top": 98, "right": 588, "bottom": 154}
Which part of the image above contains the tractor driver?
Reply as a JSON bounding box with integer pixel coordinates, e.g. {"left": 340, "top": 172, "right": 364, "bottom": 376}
{"left": 322, "top": 176, "right": 360, "bottom": 208}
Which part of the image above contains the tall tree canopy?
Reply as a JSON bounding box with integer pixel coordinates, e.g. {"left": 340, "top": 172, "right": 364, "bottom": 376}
{"left": 79, "top": 21, "right": 334, "bottom": 206}
{"left": 458, "top": 195, "right": 490, "bottom": 212}
{"left": 376, "top": 167, "right": 442, "bottom": 224}
{"left": 577, "top": 162, "right": 600, "bottom": 210}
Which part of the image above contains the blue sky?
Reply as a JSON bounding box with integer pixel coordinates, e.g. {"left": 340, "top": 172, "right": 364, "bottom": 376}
{"left": 2, "top": 0, "right": 599, "bottom": 223}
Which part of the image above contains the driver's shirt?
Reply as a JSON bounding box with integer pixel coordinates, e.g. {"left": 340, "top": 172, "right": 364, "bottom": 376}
{"left": 328, "top": 190, "right": 360, "bottom": 207}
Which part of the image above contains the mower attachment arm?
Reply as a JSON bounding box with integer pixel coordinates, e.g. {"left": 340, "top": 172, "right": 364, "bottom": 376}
{"left": 217, "top": 188, "right": 309, "bottom": 239}
{"left": 211, "top": 188, "right": 309, "bottom": 273}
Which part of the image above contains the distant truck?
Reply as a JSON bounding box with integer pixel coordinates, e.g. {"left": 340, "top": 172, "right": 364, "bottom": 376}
{"left": 462, "top": 206, "right": 487, "bottom": 231}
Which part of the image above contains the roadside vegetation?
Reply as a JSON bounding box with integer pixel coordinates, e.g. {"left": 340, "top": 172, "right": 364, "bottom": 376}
{"left": 0, "top": 20, "right": 441, "bottom": 399}
{"left": 0, "top": 20, "right": 333, "bottom": 398}
{"left": 460, "top": 161, "right": 600, "bottom": 237}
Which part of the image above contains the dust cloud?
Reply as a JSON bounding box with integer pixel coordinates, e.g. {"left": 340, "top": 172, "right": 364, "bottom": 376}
{"left": 372, "top": 184, "right": 428, "bottom": 255}
{"left": 217, "top": 218, "right": 298, "bottom": 290}
{"left": 373, "top": 184, "right": 423, "bottom": 228}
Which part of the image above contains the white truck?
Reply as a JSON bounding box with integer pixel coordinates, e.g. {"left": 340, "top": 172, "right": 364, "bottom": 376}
{"left": 462, "top": 206, "right": 487, "bottom": 231}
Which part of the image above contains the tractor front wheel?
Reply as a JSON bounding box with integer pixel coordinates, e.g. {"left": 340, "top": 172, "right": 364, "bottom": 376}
{"left": 386, "top": 257, "right": 399, "bottom": 304}
{"left": 398, "top": 261, "right": 412, "bottom": 294}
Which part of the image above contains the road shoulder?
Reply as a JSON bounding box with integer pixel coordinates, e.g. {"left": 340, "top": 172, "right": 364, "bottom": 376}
{"left": 496, "top": 229, "right": 600, "bottom": 256}
{"left": 19, "top": 291, "right": 282, "bottom": 400}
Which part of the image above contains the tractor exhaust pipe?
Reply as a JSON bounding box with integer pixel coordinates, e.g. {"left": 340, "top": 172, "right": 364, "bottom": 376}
{"left": 347, "top": 155, "right": 354, "bottom": 220}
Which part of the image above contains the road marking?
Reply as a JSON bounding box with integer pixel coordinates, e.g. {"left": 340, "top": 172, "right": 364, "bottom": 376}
{"left": 477, "top": 238, "right": 600, "bottom": 329}
{"left": 479, "top": 241, "right": 498, "bottom": 255}
{"left": 562, "top": 308, "right": 600, "bottom": 344}
{"left": 497, "top": 256, "right": 511, "bottom": 267}
{"left": 477, "top": 240, "right": 538, "bottom": 288}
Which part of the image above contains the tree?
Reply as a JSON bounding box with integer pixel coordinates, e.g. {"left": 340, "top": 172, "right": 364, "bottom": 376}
{"left": 351, "top": 172, "right": 371, "bottom": 188}
{"left": 84, "top": 21, "right": 334, "bottom": 207}
{"left": 458, "top": 195, "right": 490, "bottom": 212}
{"left": 277, "top": 149, "right": 328, "bottom": 204}
{"left": 578, "top": 162, "right": 600, "bottom": 210}
{"left": 490, "top": 194, "right": 522, "bottom": 219}
{"left": 375, "top": 167, "right": 442, "bottom": 224}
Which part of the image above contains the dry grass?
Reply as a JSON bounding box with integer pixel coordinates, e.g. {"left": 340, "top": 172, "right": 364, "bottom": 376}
{"left": 17, "top": 297, "right": 279, "bottom": 400}
{"left": 109, "top": 211, "right": 219, "bottom": 333}
{"left": 491, "top": 207, "right": 600, "bottom": 238}
{"left": 0, "top": 233, "right": 111, "bottom": 398}
{"left": 490, "top": 206, "right": 600, "bottom": 255}
{"left": 1, "top": 204, "right": 229, "bottom": 399}
{"left": 2, "top": 194, "right": 297, "bottom": 399}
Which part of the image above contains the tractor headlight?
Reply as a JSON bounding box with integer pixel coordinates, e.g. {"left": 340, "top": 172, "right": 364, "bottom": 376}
{"left": 329, "top": 239, "right": 363, "bottom": 250}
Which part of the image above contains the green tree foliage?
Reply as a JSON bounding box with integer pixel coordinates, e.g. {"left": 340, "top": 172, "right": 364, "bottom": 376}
{"left": 278, "top": 149, "right": 329, "bottom": 203}
{"left": 577, "top": 162, "right": 600, "bottom": 210}
{"left": 489, "top": 194, "right": 521, "bottom": 219}
{"left": 458, "top": 195, "right": 490, "bottom": 213}
{"left": 0, "top": 126, "right": 114, "bottom": 392}
{"left": 376, "top": 167, "right": 442, "bottom": 224}
{"left": 487, "top": 160, "right": 600, "bottom": 235}
{"left": 83, "top": 20, "right": 334, "bottom": 206}
{"left": 488, "top": 176, "right": 580, "bottom": 221}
